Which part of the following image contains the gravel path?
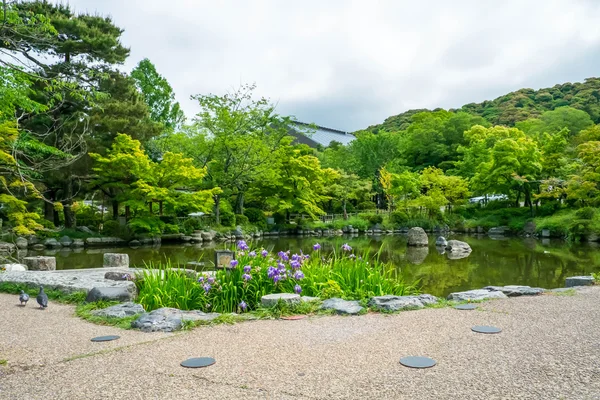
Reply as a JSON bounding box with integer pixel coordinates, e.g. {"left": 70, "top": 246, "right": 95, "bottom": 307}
{"left": 1, "top": 287, "right": 599, "bottom": 399}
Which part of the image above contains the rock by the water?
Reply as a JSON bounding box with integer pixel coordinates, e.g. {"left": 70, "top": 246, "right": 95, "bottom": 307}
{"left": 233, "top": 226, "right": 244, "bottom": 239}
{"left": 201, "top": 230, "right": 217, "bottom": 241}
{"left": 23, "top": 256, "right": 56, "bottom": 271}
{"left": 435, "top": 236, "right": 448, "bottom": 247}
{"left": 132, "top": 307, "right": 221, "bottom": 332}
{"left": 488, "top": 226, "right": 509, "bottom": 236}
{"left": 261, "top": 293, "right": 301, "bottom": 308}
{"left": 523, "top": 221, "right": 536, "bottom": 235}
{"left": 483, "top": 285, "right": 545, "bottom": 296}
{"left": 59, "top": 236, "right": 73, "bottom": 247}
{"left": 1, "top": 242, "right": 18, "bottom": 254}
{"left": 104, "top": 271, "right": 132, "bottom": 281}
{"left": 565, "top": 276, "right": 594, "bottom": 288}
{"left": 86, "top": 286, "right": 132, "bottom": 302}
{"left": 43, "top": 238, "right": 62, "bottom": 248}
{"left": 128, "top": 240, "right": 141, "bottom": 247}
{"left": 368, "top": 294, "right": 439, "bottom": 311}
{"left": 15, "top": 237, "right": 28, "bottom": 249}
{"left": 1, "top": 263, "right": 27, "bottom": 272}
{"left": 86, "top": 237, "right": 126, "bottom": 246}
{"left": 103, "top": 253, "right": 129, "bottom": 268}
{"left": 182, "top": 236, "right": 192, "bottom": 242}
{"left": 417, "top": 294, "right": 439, "bottom": 305}
{"left": 445, "top": 240, "right": 472, "bottom": 260}
{"left": 447, "top": 289, "right": 508, "bottom": 302}
{"left": 541, "top": 229, "right": 551, "bottom": 238}
{"left": 77, "top": 226, "right": 94, "bottom": 234}
{"left": 32, "top": 244, "right": 45, "bottom": 251}
{"left": 72, "top": 239, "right": 85, "bottom": 248}
{"left": 321, "top": 298, "right": 363, "bottom": 315}
{"left": 407, "top": 227, "right": 428, "bottom": 246}
{"left": 91, "top": 302, "right": 145, "bottom": 318}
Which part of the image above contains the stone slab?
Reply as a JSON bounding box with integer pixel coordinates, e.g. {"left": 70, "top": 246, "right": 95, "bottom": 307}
{"left": 91, "top": 302, "right": 145, "bottom": 318}
{"left": 131, "top": 308, "right": 221, "bottom": 332}
{"left": 483, "top": 285, "right": 546, "bottom": 297}
{"left": 261, "top": 293, "right": 301, "bottom": 308}
{"left": 321, "top": 298, "right": 363, "bottom": 315}
{"left": 565, "top": 276, "right": 594, "bottom": 288}
{"left": 447, "top": 289, "right": 508, "bottom": 302}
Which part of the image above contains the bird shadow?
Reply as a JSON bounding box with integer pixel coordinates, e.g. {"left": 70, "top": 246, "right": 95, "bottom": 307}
{"left": 15, "top": 304, "right": 26, "bottom": 308}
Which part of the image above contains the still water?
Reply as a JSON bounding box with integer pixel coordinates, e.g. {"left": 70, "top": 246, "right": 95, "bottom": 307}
{"left": 23, "top": 235, "right": 600, "bottom": 297}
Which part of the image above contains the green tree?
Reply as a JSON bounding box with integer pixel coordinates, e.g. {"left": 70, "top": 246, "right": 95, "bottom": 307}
{"left": 330, "top": 172, "right": 372, "bottom": 219}
{"left": 566, "top": 141, "right": 600, "bottom": 206}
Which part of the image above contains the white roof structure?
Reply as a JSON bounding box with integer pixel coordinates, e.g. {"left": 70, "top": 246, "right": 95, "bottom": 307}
{"left": 289, "top": 121, "right": 356, "bottom": 148}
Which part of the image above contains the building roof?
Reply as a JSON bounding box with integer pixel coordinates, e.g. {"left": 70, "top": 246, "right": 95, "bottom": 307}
{"left": 289, "top": 121, "right": 356, "bottom": 148}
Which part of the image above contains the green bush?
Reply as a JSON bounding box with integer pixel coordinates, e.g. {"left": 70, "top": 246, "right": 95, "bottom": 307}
{"left": 163, "top": 223, "right": 180, "bottom": 234}
{"left": 127, "top": 217, "right": 164, "bottom": 236}
{"left": 73, "top": 203, "right": 102, "bottom": 228}
{"left": 484, "top": 199, "right": 513, "bottom": 211}
{"left": 359, "top": 213, "right": 383, "bottom": 225}
{"left": 182, "top": 218, "right": 203, "bottom": 234}
{"left": 235, "top": 214, "right": 249, "bottom": 225}
{"left": 390, "top": 211, "right": 409, "bottom": 226}
{"left": 102, "top": 220, "right": 123, "bottom": 236}
{"left": 536, "top": 201, "right": 562, "bottom": 217}
{"left": 244, "top": 208, "right": 264, "bottom": 223}
{"left": 220, "top": 210, "right": 236, "bottom": 227}
{"left": 575, "top": 207, "right": 596, "bottom": 220}
{"left": 346, "top": 216, "right": 369, "bottom": 231}
{"left": 38, "top": 218, "right": 56, "bottom": 229}
{"left": 357, "top": 201, "right": 376, "bottom": 210}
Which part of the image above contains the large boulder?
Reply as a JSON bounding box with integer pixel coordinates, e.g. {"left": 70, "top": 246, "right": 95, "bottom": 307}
{"left": 368, "top": 294, "right": 439, "bottom": 312}
{"left": 43, "top": 238, "right": 62, "bottom": 248}
{"left": 59, "top": 236, "right": 73, "bottom": 247}
{"left": 233, "top": 226, "right": 244, "bottom": 239}
{"left": 15, "top": 237, "right": 28, "bottom": 249}
{"left": 435, "top": 236, "right": 448, "bottom": 247}
{"left": 23, "top": 256, "right": 56, "bottom": 271}
{"left": 201, "top": 231, "right": 216, "bottom": 241}
{"left": 523, "top": 221, "right": 536, "bottom": 235}
{"left": 103, "top": 253, "right": 129, "bottom": 268}
{"left": 447, "top": 289, "right": 508, "bottom": 302}
{"left": 261, "top": 293, "right": 301, "bottom": 308}
{"left": 565, "top": 276, "right": 595, "bottom": 288}
{"left": 131, "top": 307, "right": 221, "bottom": 332}
{"left": 72, "top": 239, "right": 85, "bottom": 248}
{"left": 91, "top": 302, "right": 145, "bottom": 318}
{"left": 445, "top": 240, "right": 472, "bottom": 260}
{"left": 488, "top": 226, "right": 509, "bottom": 236}
{"left": 483, "top": 285, "right": 545, "bottom": 297}
{"left": 407, "top": 227, "right": 428, "bottom": 246}
{"left": 1, "top": 263, "right": 27, "bottom": 272}
{"left": 86, "top": 286, "right": 133, "bottom": 302}
{"left": 77, "top": 226, "right": 94, "bottom": 234}
{"left": 321, "top": 298, "right": 363, "bottom": 315}
{"left": 0, "top": 242, "right": 16, "bottom": 255}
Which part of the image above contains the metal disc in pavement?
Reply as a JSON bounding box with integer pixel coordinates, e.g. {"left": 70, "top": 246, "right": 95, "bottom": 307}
{"left": 180, "top": 357, "right": 216, "bottom": 368}
{"left": 454, "top": 304, "right": 478, "bottom": 310}
{"left": 399, "top": 356, "right": 436, "bottom": 369}
{"left": 471, "top": 325, "right": 502, "bottom": 334}
{"left": 91, "top": 335, "right": 120, "bottom": 342}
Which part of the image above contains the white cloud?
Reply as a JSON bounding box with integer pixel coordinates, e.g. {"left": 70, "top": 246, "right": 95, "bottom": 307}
{"left": 64, "top": 0, "right": 600, "bottom": 131}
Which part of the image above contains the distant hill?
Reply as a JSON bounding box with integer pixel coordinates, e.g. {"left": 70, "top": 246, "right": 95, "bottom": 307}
{"left": 364, "top": 77, "right": 600, "bottom": 133}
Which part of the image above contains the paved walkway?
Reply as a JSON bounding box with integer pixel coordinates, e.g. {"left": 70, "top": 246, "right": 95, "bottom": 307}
{"left": 1, "top": 287, "right": 599, "bottom": 400}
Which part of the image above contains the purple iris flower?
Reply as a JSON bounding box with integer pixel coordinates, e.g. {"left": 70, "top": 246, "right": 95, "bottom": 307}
{"left": 203, "top": 283, "right": 212, "bottom": 293}
{"left": 291, "top": 254, "right": 300, "bottom": 262}
{"left": 293, "top": 270, "right": 305, "bottom": 280}
{"left": 239, "top": 301, "right": 247, "bottom": 311}
{"left": 207, "top": 276, "right": 215, "bottom": 284}
{"left": 290, "top": 260, "right": 301, "bottom": 269}
{"left": 342, "top": 243, "right": 352, "bottom": 252}
{"left": 294, "top": 284, "right": 302, "bottom": 294}
{"left": 243, "top": 265, "right": 252, "bottom": 273}
{"left": 313, "top": 243, "right": 321, "bottom": 251}
{"left": 273, "top": 274, "right": 282, "bottom": 283}
{"left": 237, "top": 240, "right": 249, "bottom": 251}
{"left": 267, "top": 266, "right": 278, "bottom": 278}
{"left": 230, "top": 260, "right": 239, "bottom": 268}
{"left": 197, "top": 276, "right": 205, "bottom": 283}
{"left": 242, "top": 273, "right": 252, "bottom": 281}
{"left": 261, "top": 249, "right": 268, "bottom": 257}
{"left": 249, "top": 251, "right": 257, "bottom": 258}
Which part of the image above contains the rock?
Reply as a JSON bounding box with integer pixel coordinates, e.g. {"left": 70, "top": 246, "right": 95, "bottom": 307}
{"left": 15, "top": 237, "right": 28, "bottom": 249}
{"left": 72, "top": 239, "right": 85, "bottom": 248}
{"left": 86, "top": 286, "right": 133, "bottom": 302}
{"left": 447, "top": 289, "right": 508, "bottom": 301}
{"left": 368, "top": 295, "right": 424, "bottom": 311}
{"left": 182, "top": 236, "right": 192, "bottom": 242}
{"left": 32, "top": 244, "right": 46, "bottom": 251}
{"left": 541, "top": 229, "right": 551, "bottom": 238}
{"left": 301, "top": 296, "right": 321, "bottom": 303}
{"left": 483, "top": 285, "right": 545, "bottom": 296}
{"left": 405, "top": 246, "right": 429, "bottom": 265}
{"left": 201, "top": 231, "right": 215, "bottom": 241}
{"left": 59, "top": 236, "right": 73, "bottom": 247}
{"left": 233, "top": 226, "right": 244, "bottom": 239}
{"left": 417, "top": 294, "right": 439, "bottom": 305}
{"left": 0, "top": 242, "right": 16, "bottom": 255}
{"left": 103, "top": 253, "right": 129, "bottom": 268}
{"left": 488, "top": 226, "right": 508, "bottom": 236}
{"left": 77, "top": 226, "right": 94, "bottom": 234}
{"left": 321, "top": 298, "right": 363, "bottom": 315}
{"left": 43, "top": 238, "right": 62, "bottom": 248}
{"left": 91, "top": 302, "right": 145, "bottom": 318}
{"left": 86, "top": 237, "right": 126, "bottom": 246}
{"left": 161, "top": 234, "right": 184, "bottom": 241}
{"left": 586, "top": 233, "right": 599, "bottom": 242}
{"left": 131, "top": 307, "right": 221, "bottom": 332}
{"left": 407, "top": 227, "right": 428, "bottom": 246}
{"left": 435, "top": 236, "right": 448, "bottom": 247}
{"left": 476, "top": 226, "right": 484, "bottom": 234}
{"left": 261, "top": 293, "right": 301, "bottom": 308}
{"left": 565, "top": 276, "right": 595, "bottom": 288}
{"left": 189, "top": 234, "right": 203, "bottom": 243}
{"left": 523, "top": 221, "right": 536, "bottom": 235}
{"left": 445, "top": 240, "right": 472, "bottom": 260}
{"left": 129, "top": 240, "right": 141, "bottom": 247}
{"left": 1, "top": 263, "right": 27, "bottom": 272}
{"left": 23, "top": 256, "right": 56, "bottom": 271}
{"left": 104, "top": 271, "right": 132, "bottom": 281}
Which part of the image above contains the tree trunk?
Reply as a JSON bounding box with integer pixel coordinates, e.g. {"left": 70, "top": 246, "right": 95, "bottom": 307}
{"left": 125, "top": 205, "right": 131, "bottom": 221}
{"left": 63, "top": 180, "right": 75, "bottom": 228}
{"left": 159, "top": 201, "right": 163, "bottom": 216}
{"left": 214, "top": 194, "right": 221, "bottom": 225}
{"left": 235, "top": 192, "right": 244, "bottom": 215}
{"left": 515, "top": 191, "right": 521, "bottom": 208}
{"left": 44, "top": 199, "right": 54, "bottom": 223}
{"left": 343, "top": 199, "right": 348, "bottom": 220}
{"left": 112, "top": 201, "right": 119, "bottom": 220}
{"left": 148, "top": 202, "right": 153, "bottom": 213}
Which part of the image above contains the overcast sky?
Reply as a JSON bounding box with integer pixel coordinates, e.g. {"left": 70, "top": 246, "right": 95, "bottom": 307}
{"left": 63, "top": 0, "right": 600, "bottom": 132}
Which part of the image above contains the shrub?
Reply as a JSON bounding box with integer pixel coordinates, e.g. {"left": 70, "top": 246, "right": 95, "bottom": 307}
{"left": 575, "top": 207, "right": 596, "bottom": 220}
{"left": 357, "top": 201, "right": 376, "bottom": 210}
{"left": 72, "top": 203, "right": 102, "bottom": 228}
{"left": 38, "top": 218, "right": 55, "bottom": 229}
{"left": 219, "top": 210, "right": 236, "bottom": 227}
{"left": 163, "top": 223, "right": 180, "bottom": 234}
{"left": 127, "top": 217, "right": 164, "bottom": 236}
{"left": 182, "top": 218, "right": 203, "bottom": 233}
{"left": 536, "top": 201, "right": 561, "bottom": 217}
{"left": 359, "top": 213, "right": 383, "bottom": 225}
{"left": 244, "top": 208, "right": 264, "bottom": 223}
{"left": 484, "top": 199, "right": 513, "bottom": 211}
{"left": 235, "top": 214, "right": 249, "bottom": 225}
{"left": 346, "top": 216, "right": 369, "bottom": 231}
{"left": 390, "top": 211, "right": 409, "bottom": 226}
{"left": 102, "top": 220, "right": 122, "bottom": 236}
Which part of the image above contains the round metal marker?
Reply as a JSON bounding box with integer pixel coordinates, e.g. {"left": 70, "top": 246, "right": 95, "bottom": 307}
{"left": 91, "top": 335, "right": 120, "bottom": 342}
{"left": 471, "top": 325, "right": 502, "bottom": 334}
{"left": 180, "top": 357, "right": 216, "bottom": 368}
{"left": 399, "top": 356, "right": 437, "bottom": 369}
{"left": 454, "top": 304, "right": 478, "bottom": 310}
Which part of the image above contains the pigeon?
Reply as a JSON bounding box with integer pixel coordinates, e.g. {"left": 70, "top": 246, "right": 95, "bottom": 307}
{"left": 19, "top": 290, "right": 29, "bottom": 306}
{"left": 36, "top": 286, "right": 48, "bottom": 310}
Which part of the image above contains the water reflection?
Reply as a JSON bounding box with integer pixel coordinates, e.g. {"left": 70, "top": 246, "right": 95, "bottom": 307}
{"left": 21, "top": 234, "right": 600, "bottom": 297}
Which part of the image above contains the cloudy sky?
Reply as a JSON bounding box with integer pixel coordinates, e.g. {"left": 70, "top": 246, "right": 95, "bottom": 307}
{"left": 63, "top": 0, "right": 600, "bottom": 131}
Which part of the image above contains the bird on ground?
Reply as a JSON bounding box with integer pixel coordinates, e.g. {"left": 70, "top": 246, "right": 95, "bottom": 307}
{"left": 19, "top": 290, "right": 29, "bottom": 306}
{"left": 36, "top": 286, "right": 48, "bottom": 310}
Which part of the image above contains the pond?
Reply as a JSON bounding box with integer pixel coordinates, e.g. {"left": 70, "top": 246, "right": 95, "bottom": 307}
{"left": 20, "top": 234, "right": 600, "bottom": 297}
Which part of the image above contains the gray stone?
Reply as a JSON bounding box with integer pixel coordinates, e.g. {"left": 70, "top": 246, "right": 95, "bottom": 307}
{"left": 435, "top": 236, "right": 448, "bottom": 247}
{"left": 72, "top": 239, "right": 85, "bottom": 248}
{"left": 131, "top": 307, "right": 221, "bottom": 332}
{"left": 201, "top": 231, "right": 215, "bottom": 241}
{"left": 565, "top": 276, "right": 594, "bottom": 288}
{"left": 91, "top": 302, "right": 145, "bottom": 318}
{"left": 541, "top": 229, "right": 551, "bottom": 238}
{"left": 15, "top": 237, "right": 28, "bottom": 249}
{"left": 417, "top": 294, "right": 439, "bottom": 305}
{"left": 447, "top": 289, "right": 508, "bottom": 301}
{"left": 407, "top": 227, "right": 428, "bottom": 246}
{"left": 368, "top": 295, "right": 425, "bottom": 311}
{"left": 476, "top": 226, "right": 484, "bottom": 234}
{"left": 233, "top": 226, "right": 244, "bottom": 239}
{"left": 0, "top": 242, "right": 16, "bottom": 255}
{"left": 43, "top": 238, "right": 62, "bottom": 248}
{"left": 59, "top": 236, "right": 73, "bottom": 247}
{"left": 103, "top": 253, "right": 129, "bottom": 268}
{"left": 32, "top": 244, "right": 45, "bottom": 251}
{"left": 488, "top": 226, "right": 509, "bottom": 236}
{"left": 261, "top": 293, "right": 301, "bottom": 307}
{"left": 1, "top": 263, "right": 27, "bottom": 272}
{"left": 321, "top": 298, "right": 363, "bottom": 315}
{"left": 86, "top": 237, "right": 126, "bottom": 246}
{"left": 24, "top": 256, "right": 56, "bottom": 271}
{"left": 86, "top": 286, "right": 133, "bottom": 302}
{"left": 483, "top": 285, "right": 545, "bottom": 297}
{"left": 586, "top": 233, "right": 599, "bottom": 242}
{"left": 445, "top": 240, "right": 472, "bottom": 260}
{"left": 524, "top": 221, "right": 536, "bottom": 235}
{"left": 182, "top": 236, "right": 192, "bottom": 242}
{"left": 301, "top": 296, "right": 321, "bottom": 303}
{"left": 129, "top": 240, "right": 141, "bottom": 247}
{"left": 77, "top": 226, "right": 94, "bottom": 234}
{"left": 104, "top": 271, "right": 132, "bottom": 281}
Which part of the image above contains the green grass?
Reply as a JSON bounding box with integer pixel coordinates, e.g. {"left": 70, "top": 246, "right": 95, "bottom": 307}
{"left": 75, "top": 301, "right": 138, "bottom": 329}
{"left": 0, "top": 282, "right": 86, "bottom": 304}
{"left": 547, "top": 288, "right": 577, "bottom": 296}
{"left": 0, "top": 359, "right": 7, "bottom": 366}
